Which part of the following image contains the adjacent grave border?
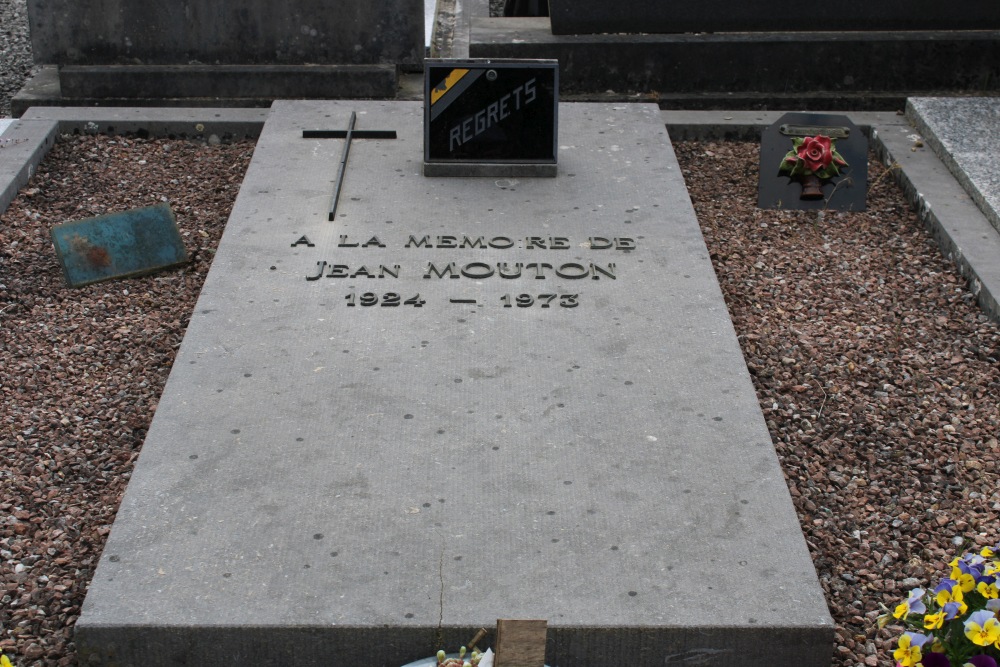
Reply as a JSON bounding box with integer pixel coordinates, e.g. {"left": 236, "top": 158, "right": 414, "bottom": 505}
{"left": 2, "top": 105, "right": 997, "bottom": 323}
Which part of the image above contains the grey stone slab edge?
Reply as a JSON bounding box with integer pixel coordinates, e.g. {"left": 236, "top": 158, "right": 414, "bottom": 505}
{"left": 905, "top": 98, "right": 1000, "bottom": 235}
{"left": 873, "top": 119, "right": 1000, "bottom": 323}
{"left": 18, "top": 106, "right": 269, "bottom": 140}
{"left": 449, "top": 0, "right": 490, "bottom": 59}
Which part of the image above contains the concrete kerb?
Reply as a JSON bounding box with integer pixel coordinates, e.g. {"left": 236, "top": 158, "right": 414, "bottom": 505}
{"left": 1, "top": 118, "right": 59, "bottom": 219}
{"left": 16, "top": 106, "right": 269, "bottom": 141}
{"left": 1, "top": 106, "right": 997, "bottom": 325}
{"left": 873, "top": 119, "right": 1000, "bottom": 323}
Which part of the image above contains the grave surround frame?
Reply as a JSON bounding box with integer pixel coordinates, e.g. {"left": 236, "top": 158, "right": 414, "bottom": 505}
{"left": 70, "top": 100, "right": 834, "bottom": 666}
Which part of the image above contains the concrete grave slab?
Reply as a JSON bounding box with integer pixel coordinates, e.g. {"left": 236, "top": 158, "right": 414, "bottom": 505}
{"left": 0, "top": 117, "right": 59, "bottom": 216}
{"left": 75, "top": 100, "right": 833, "bottom": 666}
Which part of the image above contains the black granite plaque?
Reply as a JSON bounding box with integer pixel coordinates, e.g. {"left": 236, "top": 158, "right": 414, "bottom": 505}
{"left": 758, "top": 112, "right": 867, "bottom": 212}
{"left": 424, "top": 59, "right": 558, "bottom": 165}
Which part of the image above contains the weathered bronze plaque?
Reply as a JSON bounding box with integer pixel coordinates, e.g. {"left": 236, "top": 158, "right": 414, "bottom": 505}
{"left": 424, "top": 59, "right": 558, "bottom": 167}
{"left": 50, "top": 203, "right": 188, "bottom": 287}
{"left": 779, "top": 124, "right": 850, "bottom": 140}
{"left": 758, "top": 112, "right": 867, "bottom": 211}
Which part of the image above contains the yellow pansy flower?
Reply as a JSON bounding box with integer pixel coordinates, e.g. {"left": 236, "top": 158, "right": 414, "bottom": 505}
{"left": 979, "top": 581, "right": 1000, "bottom": 600}
{"left": 964, "top": 610, "right": 1000, "bottom": 647}
{"left": 923, "top": 612, "right": 945, "bottom": 631}
{"left": 894, "top": 633, "right": 930, "bottom": 667}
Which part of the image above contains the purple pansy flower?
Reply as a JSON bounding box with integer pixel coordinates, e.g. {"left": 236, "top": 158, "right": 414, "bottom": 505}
{"left": 967, "top": 655, "right": 999, "bottom": 667}
{"left": 921, "top": 652, "right": 951, "bottom": 667}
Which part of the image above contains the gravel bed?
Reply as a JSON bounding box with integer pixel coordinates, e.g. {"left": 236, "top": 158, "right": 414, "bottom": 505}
{"left": 675, "top": 141, "right": 1000, "bottom": 667}
{"left": 0, "top": 0, "right": 34, "bottom": 118}
{"left": 1, "top": 134, "right": 998, "bottom": 667}
{"left": 0, "top": 134, "right": 254, "bottom": 665}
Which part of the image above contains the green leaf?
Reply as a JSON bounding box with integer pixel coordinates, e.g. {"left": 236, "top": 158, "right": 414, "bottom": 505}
{"left": 778, "top": 150, "right": 799, "bottom": 175}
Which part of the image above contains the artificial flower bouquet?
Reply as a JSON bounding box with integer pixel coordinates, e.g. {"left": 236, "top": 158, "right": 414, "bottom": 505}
{"left": 436, "top": 646, "right": 491, "bottom": 667}
{"left": 779, "top": 135, "right": 848, "bottom": 181}
{"left": 884, "top": 543, "right": 1000, "bottom": 667}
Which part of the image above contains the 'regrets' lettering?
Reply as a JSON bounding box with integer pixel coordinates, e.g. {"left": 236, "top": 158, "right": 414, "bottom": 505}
{"left": 449, "top": 78, "right": 537, "bottom": 152}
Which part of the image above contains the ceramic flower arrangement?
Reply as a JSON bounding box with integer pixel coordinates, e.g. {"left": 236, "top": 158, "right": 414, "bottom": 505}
{"left": 883, "top": 543, "right": 1000, "bottom": 667}
{"left": 436, "top": 646, "right": 491, "bottom": 667}
{"left": 778, "top": 134, "right": 849, "bottom": 200}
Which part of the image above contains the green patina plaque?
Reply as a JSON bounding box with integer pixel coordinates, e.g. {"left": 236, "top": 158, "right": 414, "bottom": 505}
{"left": 50, "top": 203, "right": 188, "bottom": 287}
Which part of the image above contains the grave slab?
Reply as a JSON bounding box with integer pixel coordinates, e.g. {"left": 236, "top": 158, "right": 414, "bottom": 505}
{"left": 75, "top": 100, "right": 833, "bottom": 667}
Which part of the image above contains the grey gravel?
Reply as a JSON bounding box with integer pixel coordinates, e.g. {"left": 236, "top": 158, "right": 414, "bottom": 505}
{"left": 0, "top": 0, "right": 34, "bottom": 118}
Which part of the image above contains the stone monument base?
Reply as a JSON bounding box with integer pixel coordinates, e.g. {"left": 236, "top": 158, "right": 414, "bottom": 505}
{"left": 470, "top": 19, "right": 1000, "bottom": 103}
{"left": 58, "top": 64, "right": 398, "bottom": 100}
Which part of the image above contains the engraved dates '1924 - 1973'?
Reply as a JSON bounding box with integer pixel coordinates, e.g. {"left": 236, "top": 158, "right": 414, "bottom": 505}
{"left": 343, "top": 292, "right": 579, "bottom": 308}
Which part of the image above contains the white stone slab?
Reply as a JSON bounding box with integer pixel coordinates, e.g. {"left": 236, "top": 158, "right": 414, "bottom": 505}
{"left": 908, "top": 97, "right": 1000, "bottom": 234}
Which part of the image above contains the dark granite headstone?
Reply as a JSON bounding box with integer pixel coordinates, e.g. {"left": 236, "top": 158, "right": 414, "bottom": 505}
{"left": 27, "top": 0, "right": 423, "bottom": 66}
{"left": 424, "top": 59, "right": 558, "bottom": 176}
{"left": 25, "top": 0, "right": 423, "bottom": 100}
{"left": 50, "top": 203, "right": 188, "bottom": 287}
{"left": 758, "top": 112, "right": 867, "bottom": 212}
{"left": 548, "top": 0, "right": 1000, "bottom": 34}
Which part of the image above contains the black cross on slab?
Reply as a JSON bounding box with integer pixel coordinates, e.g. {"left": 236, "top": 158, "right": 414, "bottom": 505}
{"left": 302, "top": 111, "right": 397, "bottom": 221}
